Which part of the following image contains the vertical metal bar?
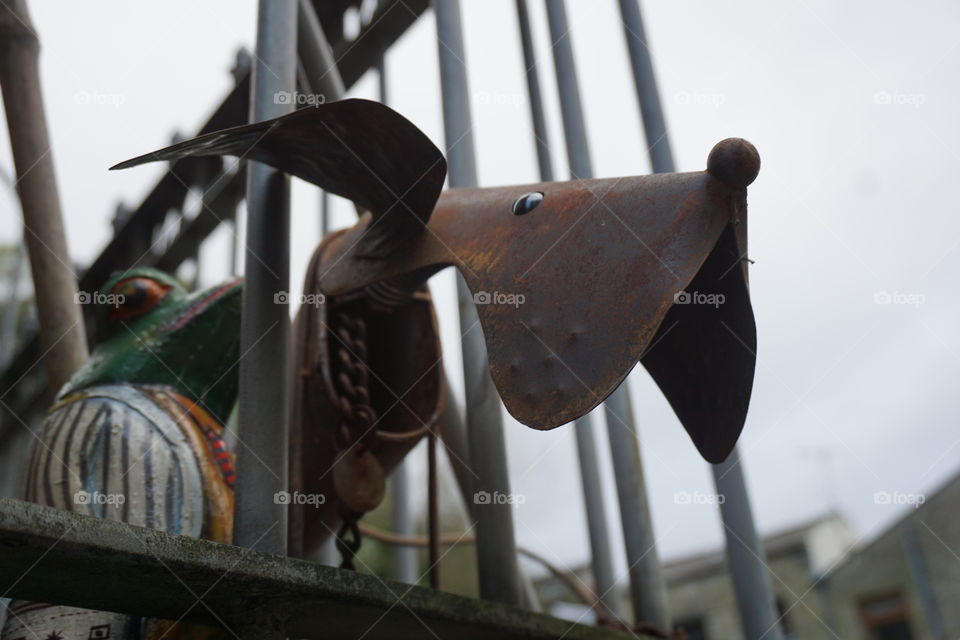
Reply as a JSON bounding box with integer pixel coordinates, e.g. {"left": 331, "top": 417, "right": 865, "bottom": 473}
{"left": 713, "top": 454, "right": 784, "bottom": 640}
{"left": 603, "top": 392, "right": 668, "bottom": 630}
{"left": 433, "top": 0, "right": 524, "bottom": 607}
{"left": 427, "top": 431, "right": 441, "bottom": 589}
{"left": 229, "top": 218, "right": 240, "bottom": 277}
{"left": 320, "top": 191, "right": 331, "bottom": 236}
{"left": 544, "top": 0, "right": 668, "bottom": 629}
{"left": 433, "top": 380, "right": 550, "bottom": 608}
{"left": 391, "top": 459, "right": 418, "bottom": 581}
{"left": 543, "top": 0, "right": 592, "bottom": 179}
{"left": 315, "top": 535, "right": 339, "bottom": 566}
{"left": 573, "top": 419, "right": 620, "bottom": 621}
{"left": 901, "top": 521, "right": 947, "bottom": 640}
{"left": 297, "top": 0, "right": 343, "bottom": 241}
{"left": 374, "top": 45, "right": 419, "bottom": 585}
{"left": 297, "top": 0, "right": 346, "bottom": 100}
{"left": 437, "top": 379, "right": 475, "bottom": 516}
{"left": 233, "top": 0, "right": 297, "bottom": 561}
{"left": 615, "top": 3, "right": 784, "bottom": 637}
{"left": 515, "top": 0, "right": 618, "bottom": 621}
{"left": 514, "top": 0, "right": 553, "bottom": 182}
{"left": 616, "top": 0, "right": 673, "bottom": 174}
{"left": 1, "top": 244, "right": 24, "bottom": 366}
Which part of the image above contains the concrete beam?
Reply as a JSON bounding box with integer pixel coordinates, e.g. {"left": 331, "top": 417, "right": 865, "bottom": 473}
{"left": 0, "top": 498, "right": 638, "bottom": 639}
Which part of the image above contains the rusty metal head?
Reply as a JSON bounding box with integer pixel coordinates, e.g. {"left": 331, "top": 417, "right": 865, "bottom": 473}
{"left": 113, "top": 101, "right": 759, "bottom": 463}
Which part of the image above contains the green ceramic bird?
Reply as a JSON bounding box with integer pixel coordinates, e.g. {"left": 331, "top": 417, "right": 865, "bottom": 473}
{"left": 5, "top": 268, "right": 241, "bottom": 640}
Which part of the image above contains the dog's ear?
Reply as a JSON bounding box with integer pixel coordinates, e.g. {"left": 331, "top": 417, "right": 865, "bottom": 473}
{"left": 112, "top": 99, "right": 447, "bottom": 257}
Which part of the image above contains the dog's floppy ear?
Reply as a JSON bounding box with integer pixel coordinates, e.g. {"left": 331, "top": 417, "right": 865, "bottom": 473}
{"left": 112, "top": 99, "right": 447, "bottom": 257}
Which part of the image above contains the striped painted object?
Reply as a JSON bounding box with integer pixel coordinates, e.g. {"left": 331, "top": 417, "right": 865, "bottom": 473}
{"left": 3, "top": 384, "right": 233, "bottom": 640}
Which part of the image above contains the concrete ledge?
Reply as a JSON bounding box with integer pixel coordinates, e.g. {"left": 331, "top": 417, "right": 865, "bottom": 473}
{"left": 0, "top": 498, "right": 637, "bottom": 639}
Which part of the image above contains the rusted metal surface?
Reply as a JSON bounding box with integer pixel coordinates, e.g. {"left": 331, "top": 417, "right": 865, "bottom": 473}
{"left": 113, "top": 101, "right": 759, "bottom": 463}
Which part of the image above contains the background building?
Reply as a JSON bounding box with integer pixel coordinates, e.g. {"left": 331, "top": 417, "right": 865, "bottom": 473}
{"left": 537, "top": 468, "right": 960, "bottom": 639}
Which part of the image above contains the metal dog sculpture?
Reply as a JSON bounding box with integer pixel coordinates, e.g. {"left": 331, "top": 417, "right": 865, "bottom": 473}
{"left": 112, "top": 98, "right": 759, "bottom": 465}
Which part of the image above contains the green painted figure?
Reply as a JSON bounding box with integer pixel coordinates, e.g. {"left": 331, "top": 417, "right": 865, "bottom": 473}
{"left": 4, "top": 268, "right": 241, "bottom": 640}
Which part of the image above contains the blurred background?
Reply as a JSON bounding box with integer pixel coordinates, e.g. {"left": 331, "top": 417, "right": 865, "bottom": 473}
{"left": 0, "top": 1, "right": 957, "bottom": 638}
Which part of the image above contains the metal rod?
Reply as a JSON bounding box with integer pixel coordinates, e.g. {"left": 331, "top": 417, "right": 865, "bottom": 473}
{"left": 367, "top": 39, "right": 420, "bottom": 585}
{"left": 544, "top": 0, "right": 668, "bottom": 629}
{"left": 437, "top": 376, "right": 475, "bottom": 517}
{"left": 514, "top": 0, "right": 553, "bottom": 182}
{"left": 433, "top": 377, "right": 552, "bottom": 610}
{"left": 543, "top": 0, "right": 592, "bottom": 179}
{"left": 320, "top": 190, "right": 331, "bottom": 236}
{"left": 297, "top": 0, "right": 346, "bottom": 101}
{"left": 603, "top": 391, "right": 668, "bottom": 631}
{"left": 1, "top": 244, "right": 24, "bottom": 366}
{"left": 615, "top": 3, "right": 784, "bottom": 636}
{"left": 297, "top": 0, "right": 344, "bottom": 239}
{"left": 391, "top": 458, "right": 418, "bottom": 582}
{"left": 713, "top": 453, "right": 784, "bottom": 640}
{"left": 313, "top": 534, "right": 339, "bottom": 566}
{"left": 616, "top": 0, "right": 674, "bottom": 174}
{"left": 428, "top": 431, "right": 441, "bottom": 589}
{"left": 514, "top": 0, "right": 618, "bottom": 620}
{"left": 573, "top": 417, "right": 620, "bottom": 622}
{"left": 433, "top": 0, "right": 524, "bottom": 607}
{"left": 233, "top": 0, "right": 297, "bottom": 561}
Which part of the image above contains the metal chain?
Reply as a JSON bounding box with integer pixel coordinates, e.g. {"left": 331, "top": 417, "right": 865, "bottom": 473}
{"left": 327, "top": 303, "right": 431, "bottom": 570}
{"left": 329, "top": 310, "right": 377, "bottom": 570}
{"left": 334, "top": 508, "right": 362, "bottom": 571}
{"left": 331, "top": 311, "right": 378, "bottom": 453}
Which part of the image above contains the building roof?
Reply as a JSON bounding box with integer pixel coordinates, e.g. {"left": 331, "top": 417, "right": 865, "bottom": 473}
{"left": 661, "top": 512, "right": 842, "bottom": 585}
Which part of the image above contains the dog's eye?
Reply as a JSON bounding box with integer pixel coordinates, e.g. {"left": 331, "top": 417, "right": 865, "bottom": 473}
{"left": 512, "top": 191, "right": 544, "bottom": 215}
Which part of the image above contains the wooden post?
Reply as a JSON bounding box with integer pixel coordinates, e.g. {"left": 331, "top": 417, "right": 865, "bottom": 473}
{"left": 0, "top": 0, "right": 87, "bottom": 392}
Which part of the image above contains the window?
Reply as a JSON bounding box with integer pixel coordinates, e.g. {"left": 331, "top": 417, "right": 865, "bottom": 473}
{"left": 859, "top": 593, "right": 913, "bottom": 640}
{"left": 674, "top": 617, "right": 707, "bottom": 640}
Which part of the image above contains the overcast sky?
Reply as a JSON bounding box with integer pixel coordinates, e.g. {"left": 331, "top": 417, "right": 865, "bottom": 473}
{"left": 1, "top": 0, "right": 958, "bottom": 581}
